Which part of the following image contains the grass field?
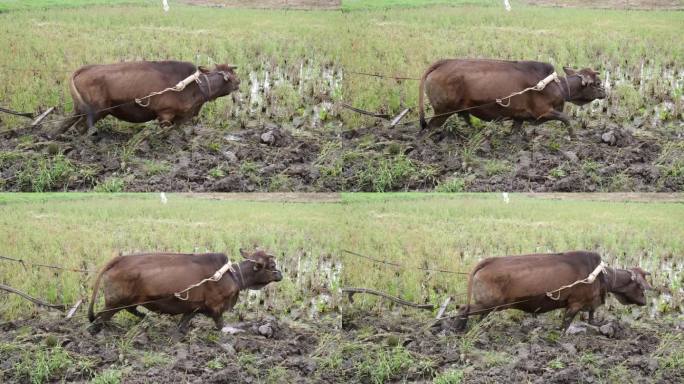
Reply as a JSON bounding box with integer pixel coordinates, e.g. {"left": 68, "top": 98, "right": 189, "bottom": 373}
{"left": 1, "top": 192, "right": 682, "bottom": 319}
{"left": 0, "top": 0, "right": 681, "bottom": 131}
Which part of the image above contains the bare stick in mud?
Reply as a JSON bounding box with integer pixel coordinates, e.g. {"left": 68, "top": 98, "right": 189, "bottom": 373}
{"left": 390, "top": 108, "right": 411, "bottom": 127}
{"left": 436, "top": 296, "right": 452, "bottom": 319}
{"left": 31, "top": 107, "right": 55, "bottom": 127}
{"left": 66, "top": 299, "right": 83, "bottom": 319}
{"left": 0, "top": 283, "right": 66, "bottom": 311}
{"left": 342, "top": 287, "right": 435, "bottom": 310}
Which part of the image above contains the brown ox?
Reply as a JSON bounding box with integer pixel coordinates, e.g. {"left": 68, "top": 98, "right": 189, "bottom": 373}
{"left": 419, "top": 59, "right": 606, "bottom": 137}
{"left": 54, "top": 60, "right": 240, "bottom": 137}
{"left": 88, "top": 249, "right": 282, "bottom": 333}
{"left": 454, "top": 251, "right": 651, "bottom": 331}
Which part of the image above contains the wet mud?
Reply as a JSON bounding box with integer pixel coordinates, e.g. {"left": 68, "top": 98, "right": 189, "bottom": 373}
{"left": 0, "top": 312, "right": 340, "bottom": 383}
{"left": 1, "top": 116, "right": 681, "bottom": 193}
{"left": 341, "top": 307, "right": 684, "bottom": 383}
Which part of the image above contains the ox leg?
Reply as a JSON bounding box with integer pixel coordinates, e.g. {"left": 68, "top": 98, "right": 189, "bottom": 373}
{"left": 512, "top": 120, "right": 524, "bottom": 135}
{"left": 88, "top": 307, "right": 122, "bottom": 335}
{"left": 454, "top": 306, "right": 470, "bottom": 332}
{"left": 212, "top": 314, "right": 224, "bottom": 330}
{"left": 540, "top": 110, "right": 574, "bottom": 138}
{"left": 427, "top": 112, "right": 452, "bottom": 131}
{"left": 458, "top": 112, "right": 473, "bottom": 128}
{"left": 157, "top": 111, "right": 176, "bottom": 133}
{"left": 126, "top": 307, "right": 146, "bottom": 319}
{"left": 561, "top": 305, "right": 582, "bottom": 332}
{"left": 178, "top": 312, "right": 197, "bottom": 334}
{"left": 587, "top": 310, "right": 600, "bottom": 325}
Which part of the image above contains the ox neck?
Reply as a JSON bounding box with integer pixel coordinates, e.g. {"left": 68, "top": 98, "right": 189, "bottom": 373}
{"left": 225, "top": 260, "right": 256, "bottom": 291}
{"left": 559, "top": 76, "right": 573, "bottom": 101}
{"left": 195, "top": 73, "right": 226, "bottom": 102}
{"left": 604, "top": 267, "right": 631, "bottom": 293}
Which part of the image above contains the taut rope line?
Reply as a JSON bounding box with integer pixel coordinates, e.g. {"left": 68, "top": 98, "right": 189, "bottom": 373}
{"left": 135, "top": 70, "right": 203, "bottom": 107}
{"left": 173, "top": 260, "right": 237, "bottom": 301}
{"left": 545, "top": 261, "right": 607, "bottom": 300}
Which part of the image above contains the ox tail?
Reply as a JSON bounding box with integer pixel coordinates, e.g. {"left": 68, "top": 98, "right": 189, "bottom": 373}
{"left": 419, "top": 60, "right": 446, "bottom": 130}
{"left": 462, "top": 258, "right": 493, "bottom": 316}
{"left": 88, "top": 254, "right": 120, "bottom": 322}
{"left": 54, "top": 67, "right": 90, "bottom": 136}
{"left": 69, "top": 67, "right": 88, "bottom": 115}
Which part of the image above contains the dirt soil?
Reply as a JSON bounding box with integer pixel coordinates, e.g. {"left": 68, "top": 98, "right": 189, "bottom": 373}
{"left": 0, "top": 116, "right": 681, "bottom": 192}
{"left": 183, "top": 0, "right": 341, "bottom": 10}
{"left": 342, "top": 308, "right": 684, "bottom": 383}
{"left": 0, "top": 311, "right": 341, "bottom": 383}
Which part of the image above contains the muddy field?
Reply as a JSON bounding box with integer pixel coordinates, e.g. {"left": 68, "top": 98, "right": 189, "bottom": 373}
{"left": 3, "top": 302, "right": 681, "bottom": 383}
{"left": 1, "top": 114, "right": 682, "bottom": 193}
{"left": 342, "top": 308, "right": 684, "bottom": 383}
{"left": 0, "top": 311, "right": 341, "bottom": 383}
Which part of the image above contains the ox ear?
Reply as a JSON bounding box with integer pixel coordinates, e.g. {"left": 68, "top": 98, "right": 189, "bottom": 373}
{"left": 198, "top": 65, "right": 211, "bottom": 74}
{"left": 632, "top": 269, "right": 653, "bottom": 290}
{"left": 563, "top": 67, "right": 577, "bottom": 77}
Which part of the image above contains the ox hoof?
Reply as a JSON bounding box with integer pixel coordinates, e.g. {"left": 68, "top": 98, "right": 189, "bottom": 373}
{"left": 87, "top": 322, "right": 103, "bottom": 335}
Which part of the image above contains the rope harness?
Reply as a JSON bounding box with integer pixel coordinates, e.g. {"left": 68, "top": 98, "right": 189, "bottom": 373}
{"left": 135, "top": 70, "right": 203, "bottom": 107}
{"left": 173, "top": 261, "right": 237, "bottom": 301}
{"left": 495, "top": 72, "right": 560, "bottom": 107}
{"left": 545, "top": 261, "right": 607, "bottom": 301}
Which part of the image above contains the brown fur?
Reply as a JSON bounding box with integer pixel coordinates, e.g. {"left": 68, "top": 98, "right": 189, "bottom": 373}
{"left": 455, "top": 251, "right": 650, "bottom": 331}
{"left": 88, "top": 249, "right": 281, "bottom": 333}
{"left": 418, "top": 59, "right": 606, "bottom": 136}
{"left": 54, "top": 60, "right": 240, "bottom": 136}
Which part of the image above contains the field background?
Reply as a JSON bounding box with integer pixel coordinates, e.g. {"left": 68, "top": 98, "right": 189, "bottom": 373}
{"left": 0, "top": 0, "right": 681, "bottom": 128}
{"left": 0, "top": 0, "right": 682, "bottom": 194}
{"left": 1, "top": 192, "right": 682, "bottom": 318}
{"left": 0, "top": 192, "right": 682, "bottom": 383}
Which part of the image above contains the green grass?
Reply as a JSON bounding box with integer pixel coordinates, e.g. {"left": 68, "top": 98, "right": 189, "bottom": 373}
{"left": 14, "top": 346, "right": 73, "bottom": 384}
{"left": 0, "top": 2, "right": 681, "bottom": 132}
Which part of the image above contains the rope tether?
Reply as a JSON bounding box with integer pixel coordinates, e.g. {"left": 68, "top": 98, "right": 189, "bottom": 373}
{"left": 134, "top": 70, "right": 202, "bottom": 107}
{"left": 173, "top": 261, "right": 236, "bottom": 301}
{"left": 546, "top": 261, "right": 607, "bottom": 300}
{"left": 495, "top": 72, "right": 560, "bottom": 107}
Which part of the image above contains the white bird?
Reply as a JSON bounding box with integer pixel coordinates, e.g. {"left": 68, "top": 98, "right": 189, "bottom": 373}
{"left": 504, "top": 0, "right": 512, "bottom": 11}
{"left": 160, "top": 192, "right": 168, "bottom": 204}
{"left": 502, "top": 192, "right": 510, "bottom": 204}
{"left": 162, "top": 0, "right": 170, "bottom": 12}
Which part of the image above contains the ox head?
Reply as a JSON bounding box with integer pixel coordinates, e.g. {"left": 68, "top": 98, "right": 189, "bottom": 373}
{"left": 562, "top": 67, "right": 606, "bottom": 105}
{"left": 610, "top": 267, "right": 652, "bottom": 306}
{"left": 198, "top": 64, "right": 240, "bottom": 97}
{"left": 239, "top": 248, "right": 282, "bottom": 290}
